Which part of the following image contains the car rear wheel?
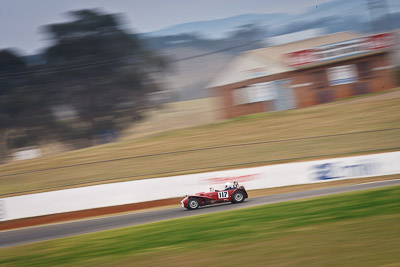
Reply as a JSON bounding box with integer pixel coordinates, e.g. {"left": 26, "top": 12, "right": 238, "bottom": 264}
{"left": 232, "top": 190, "right": 245, "bottom": 203}
{"left": 187, "top": 198, "right": 199, "bottom": 210}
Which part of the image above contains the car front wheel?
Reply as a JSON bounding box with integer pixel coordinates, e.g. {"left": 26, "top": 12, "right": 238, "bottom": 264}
{"left": 187, "top": 198, "right": 199, "bottom": 210}
{"left": 232, "top": 190, "right": 245, "bottom": 203}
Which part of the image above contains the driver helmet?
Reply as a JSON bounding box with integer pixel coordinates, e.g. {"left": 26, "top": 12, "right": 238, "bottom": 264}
{"left": 209, "top": 187, "right": 215, "bottom": 192}
{"left": 225, "top": 182, "right": 232, "bottom": 189}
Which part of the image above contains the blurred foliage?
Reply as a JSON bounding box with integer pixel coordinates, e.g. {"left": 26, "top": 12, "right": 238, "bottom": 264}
{"left": 0, "top": 9, "right": 169, "bottom": 159}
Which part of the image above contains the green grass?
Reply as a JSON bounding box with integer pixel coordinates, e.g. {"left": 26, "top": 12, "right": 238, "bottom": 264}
{"left": 1, "top": 89, "right": 400, "bottom": 195}
{"left": 1, "top": 186, "right": 399, "bottom": 266}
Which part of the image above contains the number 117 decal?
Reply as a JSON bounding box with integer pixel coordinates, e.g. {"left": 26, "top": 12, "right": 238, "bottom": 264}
{"left": 218, "top": 191, "right": 228, "bottom": 199}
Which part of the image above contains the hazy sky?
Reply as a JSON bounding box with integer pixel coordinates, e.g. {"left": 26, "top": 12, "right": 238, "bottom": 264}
{"left": 0, "top": 0, "right": 334, "bottom": 55}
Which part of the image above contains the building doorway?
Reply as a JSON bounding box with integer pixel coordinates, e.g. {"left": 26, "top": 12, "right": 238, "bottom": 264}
{"left": 273, "top": 79, "right": 296, "bottom": 111}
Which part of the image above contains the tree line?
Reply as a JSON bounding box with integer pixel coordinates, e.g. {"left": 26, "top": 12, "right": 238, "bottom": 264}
{"left": 0, "top": 9, "right": 169, "bottom": 161}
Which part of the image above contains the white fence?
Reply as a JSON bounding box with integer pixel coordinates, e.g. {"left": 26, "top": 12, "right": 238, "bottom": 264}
{"left": 1, "top": 151, "right": 400, "bottom": 221}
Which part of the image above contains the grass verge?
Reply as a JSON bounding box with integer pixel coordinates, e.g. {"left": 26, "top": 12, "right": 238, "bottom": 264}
{"left": 0, "top": 185, "right": 399, "bottom": 266}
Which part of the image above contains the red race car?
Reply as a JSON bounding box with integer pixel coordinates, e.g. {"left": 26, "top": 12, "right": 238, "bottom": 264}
{"left": 181, "top": 181, "right": 248, "bottom": 210}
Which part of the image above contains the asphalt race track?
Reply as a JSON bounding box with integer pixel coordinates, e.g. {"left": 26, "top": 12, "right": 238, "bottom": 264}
{"left": 1, "top": 179, "right": 399, "bottom": 248}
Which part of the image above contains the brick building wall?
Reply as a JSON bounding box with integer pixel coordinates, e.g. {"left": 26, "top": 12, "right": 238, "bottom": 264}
{"left": 216, "top": 51, "right": 396, "bottom": 119}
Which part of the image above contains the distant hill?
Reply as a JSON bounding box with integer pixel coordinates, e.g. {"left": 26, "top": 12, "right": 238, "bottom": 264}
{"left": 145, "top": 13, "right": 290, "bottom": 39}
{"left": 145, "top": 0, "right": 400, "bottom": 38}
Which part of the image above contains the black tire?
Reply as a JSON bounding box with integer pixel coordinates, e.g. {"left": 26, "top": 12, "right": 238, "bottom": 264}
{"left": 232, "top": 190, "right": 245, "bottom": 203}
{"left": 187, "top": 198, "right": 199, "bottom": 210}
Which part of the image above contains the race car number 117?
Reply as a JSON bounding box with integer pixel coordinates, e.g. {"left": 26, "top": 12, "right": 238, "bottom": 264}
{"left": 218, "top": 191, "right": 228, "bottom": 199}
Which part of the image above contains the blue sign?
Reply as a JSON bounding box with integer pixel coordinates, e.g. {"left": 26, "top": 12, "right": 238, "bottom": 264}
{"left": 310, "top": 160, "right": 378, "bottom": 180}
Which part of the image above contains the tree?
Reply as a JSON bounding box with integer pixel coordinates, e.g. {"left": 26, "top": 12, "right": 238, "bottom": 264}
{"left": 0, "top": 49, "right": 27, "bottom": 96}
{"left": 0, "top": 50, "right": 27, "bottom": 160}
{"left": 0, "top": 9, "right": 169, "bottom": 160}
{"left": 41, "top": 9, "right": 168, "bottom": 144}
{"left": 0, "top": 50, "right": 56, "bottom": 161}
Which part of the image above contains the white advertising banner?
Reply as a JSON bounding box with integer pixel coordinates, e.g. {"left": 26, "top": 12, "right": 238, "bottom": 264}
{"left": 327, "top": 64, "right": 358, "bottom": 86}
{"left": 247, "top": 82, "right": 276, "bottom": 103}
{"left": 233, "top": 82, "right": 276, "bottom": 106}
{"left": 1, "top": 151, "right": 400, "bottom": 221}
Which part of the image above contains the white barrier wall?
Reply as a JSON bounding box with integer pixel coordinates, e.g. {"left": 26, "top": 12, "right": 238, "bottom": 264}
{"left": 1, "top": 151, "right": 400, "bottom": 221}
